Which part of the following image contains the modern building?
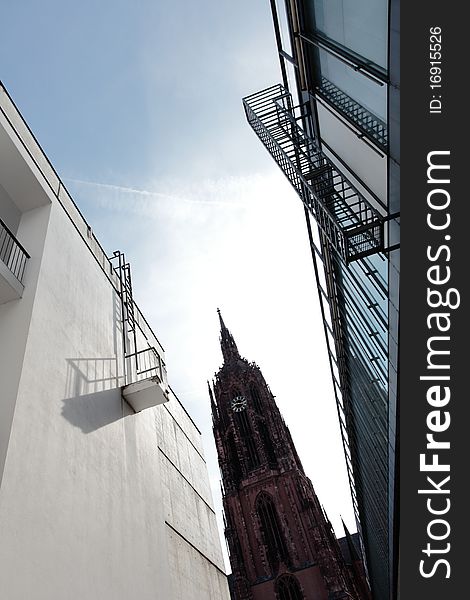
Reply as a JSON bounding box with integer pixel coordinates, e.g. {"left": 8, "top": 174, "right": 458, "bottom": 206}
{"left": 242, "top": 2, "right": 399, "bottom": 600}
{"left": 0, "top": 81, "right": 230, "bottom": 600}
{"left": 209, "top": 310, "right": 369, "bottom": 600}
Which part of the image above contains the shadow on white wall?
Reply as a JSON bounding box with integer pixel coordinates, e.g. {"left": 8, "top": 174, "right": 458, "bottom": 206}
{"left": 61, "top": 357, "right": 126, "bottom": 433}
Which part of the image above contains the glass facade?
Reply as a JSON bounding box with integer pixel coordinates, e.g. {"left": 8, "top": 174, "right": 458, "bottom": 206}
{"left": 243, "top": 1, "right": 399, "bottom": 599}
{"left": 304, "top": 208, "right": 392, "bottom": 600}
{"left": 333, "top": 252, "right": 390, "bottom": 600}
{"left": 316, "top": 49, "right": 388, "bottom": 150}
{"left": 317, "top": 49, "right": 387, "bottom": 122}
{"left": 300, "top": 0, "right": 389, "bottom": 151}
{"left": 307, "top": 0, "right": 389, "bottom": 69}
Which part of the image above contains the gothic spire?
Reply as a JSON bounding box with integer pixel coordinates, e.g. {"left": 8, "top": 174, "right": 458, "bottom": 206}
{"left": 217, "top": 308, "right": 240, "bottom": 363}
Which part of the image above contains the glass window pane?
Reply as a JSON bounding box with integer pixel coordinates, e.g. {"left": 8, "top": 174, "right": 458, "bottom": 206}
{"left": 318, "top": 48, "right": 387, "bottom": 121}
{"left": 308, "top": 0, "right": 389, "bottom": 69}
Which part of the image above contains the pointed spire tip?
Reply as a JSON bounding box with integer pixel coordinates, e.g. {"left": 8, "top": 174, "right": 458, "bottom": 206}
{"left": 216, "top": 308, "right": 240, "bottom": 362}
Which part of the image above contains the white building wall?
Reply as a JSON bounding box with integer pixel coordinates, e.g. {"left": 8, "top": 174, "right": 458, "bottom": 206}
{"left": 0, "top": 202, "right": 51, "bottom": 484}
{"left": 0, "top": 182, "right": 20, "bottom": 232}
{"left": 156, "top": 392, "right": 229, "bottom": 598}
{"left": 0, "top": 82, "right": 230, "bottom": 600}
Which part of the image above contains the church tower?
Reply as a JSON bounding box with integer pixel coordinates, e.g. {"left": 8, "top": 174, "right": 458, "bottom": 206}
{"left": 209, "top": 310, "right": 365, "bottom": 600}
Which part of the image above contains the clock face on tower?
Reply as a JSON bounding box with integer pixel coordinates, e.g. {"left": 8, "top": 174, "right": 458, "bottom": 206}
{"left": 231, "top": 395, "right": 247, "bottom": 412}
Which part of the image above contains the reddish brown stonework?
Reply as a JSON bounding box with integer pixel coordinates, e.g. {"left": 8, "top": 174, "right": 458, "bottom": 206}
{"left": 209, "top": 311, "right": 369, "bottom": 600}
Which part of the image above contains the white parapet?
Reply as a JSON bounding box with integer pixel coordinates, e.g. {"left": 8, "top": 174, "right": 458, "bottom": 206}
{"left": 122, "top": 376, "right": 170, "bottom": 412}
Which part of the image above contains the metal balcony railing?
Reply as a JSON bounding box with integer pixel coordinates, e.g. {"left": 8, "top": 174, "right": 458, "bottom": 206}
{"left": 0, "top": 217, "right": 29, "bottom": 283}
{"left": 243, "top": 84, "right": 384, "bottom": 264}
{"left": 127, "top": 346, "right": 167, "bottom": 386}
{"left": 317, "top": 77, "right": 388, "bottom": 150}
{"left": 122, "top": 345, "right": 169, "bottom": 412}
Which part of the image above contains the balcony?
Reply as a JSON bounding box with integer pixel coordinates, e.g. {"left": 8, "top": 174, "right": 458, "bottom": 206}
{"left": 123, "top": 347, "right": 169, "bottom": 412}
{"left": 317, "top": 77, "right": 388, "bottom": 151}
{"left": 0, "top": 217, "right": 29, "bottom": 303}
{"left": 243, "top": 85, "right": 384, "bottom": 264}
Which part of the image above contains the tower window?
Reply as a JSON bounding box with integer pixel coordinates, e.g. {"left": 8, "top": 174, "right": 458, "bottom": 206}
{"left": 235, "top": 410, "right": 260, "bottom": 470}
{"left": 276, "top": 574, "right": 304, "bottom": 600}
{"left": 258, "top": 419, "right": 277, "bottom": 468}
{"left": 228, "top": 432, "right": 243, "bottom": 487}
{"left": 250, "top": 384, "right": 263, "bottom": 412}
{"left": 256, "top": 492, "right": 289, "bottom": 572}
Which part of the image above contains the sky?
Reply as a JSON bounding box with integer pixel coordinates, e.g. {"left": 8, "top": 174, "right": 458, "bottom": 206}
{"left": 1, "top": 0, "right": 355, "bottom": 570}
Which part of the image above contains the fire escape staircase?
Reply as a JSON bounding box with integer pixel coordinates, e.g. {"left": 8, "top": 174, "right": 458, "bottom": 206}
{"left": 243, "top": 84, "right": 385, "bottom": 264}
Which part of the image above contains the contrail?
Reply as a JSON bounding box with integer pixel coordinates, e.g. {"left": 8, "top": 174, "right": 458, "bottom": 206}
{"left": 64, "top": 177, "right": 245, "bottom": 207}
{"left": 65, "top": 178, "right": 175, "bottom": 199}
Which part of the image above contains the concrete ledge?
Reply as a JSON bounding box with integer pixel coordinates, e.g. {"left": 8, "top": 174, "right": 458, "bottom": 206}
{"left": 0, "top": 259, "right": 23, "bottom": 304}
{"left": 122, "top": 377, "right": 169, "bottom": 413}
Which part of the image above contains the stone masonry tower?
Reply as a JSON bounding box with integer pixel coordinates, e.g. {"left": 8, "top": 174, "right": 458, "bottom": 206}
{"left": 209, "top": 310, "right": 366, "bottom": 600}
